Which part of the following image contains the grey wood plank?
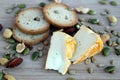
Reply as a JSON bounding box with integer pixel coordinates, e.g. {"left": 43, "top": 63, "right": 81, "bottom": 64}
{"left": 0, "top": 0, "right": 120, "bottom": 80}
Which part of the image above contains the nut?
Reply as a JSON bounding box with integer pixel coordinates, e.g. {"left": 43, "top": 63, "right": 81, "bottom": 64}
{"left": 64, "top": 27, "right": 76, "bottom": 34}
{"left": 97, "top": 63, "right": 105, "bottom": 68}
{"left": 54, "top": 0, "right": 61, "bottom": 3}
{"left": 87, "top": 67, "right": 94, "bottom": 74}
{"left": 3, "top": 28, "right": 13, "bottom": 38}
{"left": 4, "top": 74, "right": 16, "bottom": 80}
{"left": 16, "top": 42, "right": 25, "bottom": 53}
{"left": 104, "top": 66, "right": 115, "bottom": 73}
{"left": 6, "top": 57, "right": 23, "bottom": 68}
{"left": 0, "top": 72, "right": 3, "bottom": 80}
{"left": 91, "top": 56, "right": 95, "bottom": 63}
{"left": 68, "top": 69, "right": 76, "bottom": 75}
{"left": 0, "top": 58, "right": 9, "bottom": 66}
{"left": 4, "top": 44, "right": 11, "bottom": 50}
{"left": 102, "top": 47, "right": 111, "bottom": 56}
{"left": 84, "top": 58, "right": 91, "bottom": 65}
{"left": 75, "top": 7, "right": 90, "bottom": 14}
{"left": 32, "top": 51, "right": 39, "bottom": 61}
{"left": 108, "top": 16, "right": 117, "bottom": 23}
{"left": 100, "top": 34, "right": 110, "bottom": 43}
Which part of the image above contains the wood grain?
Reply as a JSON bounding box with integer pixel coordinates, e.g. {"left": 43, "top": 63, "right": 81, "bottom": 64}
{"left": 0, "top": 0, "right": 120, "bottom": 80}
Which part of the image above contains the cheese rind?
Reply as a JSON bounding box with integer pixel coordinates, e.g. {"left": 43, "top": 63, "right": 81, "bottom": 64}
{"left": 71, "top": 25, "right": 103, "bottom": 64}
{"left": 45, "top": 31, "right": 76, "bottom": 75}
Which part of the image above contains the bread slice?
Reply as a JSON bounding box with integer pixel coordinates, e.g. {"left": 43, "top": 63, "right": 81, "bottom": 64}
{"left": 43, "top": 3, "right": 78, "bottom": 28}
{"left": 15, "top": 7, "right": 50, "bottom": 34}
{"left": 45, "top": 31, "right": 76, "bottom": 75}
{"left": 12, "top": 25, "right": 49, "bottom": 45}
{"left": 71, "top": 25, "right": 103, "bottom": 64}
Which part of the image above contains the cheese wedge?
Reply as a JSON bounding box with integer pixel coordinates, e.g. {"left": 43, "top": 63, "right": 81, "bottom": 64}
{"left": 45, "top": 31, "right": 76, "bottom": 75}
{"left": 71, "top": 25, "right": 103, "bottom": 64}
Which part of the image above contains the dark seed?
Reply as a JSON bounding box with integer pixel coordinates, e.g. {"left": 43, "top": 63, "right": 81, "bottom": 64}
{"left": 104, "top": 66, "right": 115, "bottom": 73}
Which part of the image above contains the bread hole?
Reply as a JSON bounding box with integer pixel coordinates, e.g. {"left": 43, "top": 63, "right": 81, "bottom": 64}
{"left": 18, "top": 33, "right": 20, "bottom": 36}
{"left": 34, "top": 17, "right": 40, "bottom": 21}
{"left": 54, "top": 10, "right": 59, "bottom": 14}
{"left": 17, "top": 20, "right": 20, "bottom": 23}
{"left": 65, "top": 16, "right": 68, "bottom": 20}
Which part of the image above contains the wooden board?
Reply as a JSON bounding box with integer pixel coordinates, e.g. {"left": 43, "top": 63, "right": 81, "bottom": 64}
{"left": 0, "top": 0, "right": 120, "bottom": 80}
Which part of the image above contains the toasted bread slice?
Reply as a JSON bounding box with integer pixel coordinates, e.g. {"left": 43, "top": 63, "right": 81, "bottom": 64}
{"left": 71, "top": 25, "right": 103, "bottom": 64}
{"left": 45, "top": 31, "right": 76, "bottom": 75}
{"left": 12, "top": 25, "right": 49, "bottom": 45}
{"left": 15, "top": 7, "right": 50, "bottom": 34}
{"left": 43, "top": 3, "right": 78, "bottom": 28}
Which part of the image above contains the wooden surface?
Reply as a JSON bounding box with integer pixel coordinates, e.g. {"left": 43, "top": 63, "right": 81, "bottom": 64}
{"left": 0, "top": 0, "right": 120, "bottom": 80}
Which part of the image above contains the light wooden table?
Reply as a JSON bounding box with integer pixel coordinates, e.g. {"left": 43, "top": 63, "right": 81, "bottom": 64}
{"left": 0, "top": 0, "right": 120, "bottom": 80}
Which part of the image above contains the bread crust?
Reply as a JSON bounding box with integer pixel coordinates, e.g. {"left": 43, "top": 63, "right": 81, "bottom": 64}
{"left": 43, "top": 3, "right": 78, "bottom": 28}
{"left": 12, "top": 25, "right": 50, "bottom": 45}
{"left": 15, "top": 7, "right": 50, "bottom": 35}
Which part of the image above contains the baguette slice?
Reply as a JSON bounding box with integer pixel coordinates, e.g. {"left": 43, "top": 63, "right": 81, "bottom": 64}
{"left": 15, "top": 7, "right": 50, "bottom": 34}
{"left": 45, "top": 31, "right": 76, "bottom": 75}
{"left": 71, "top": 25, "right": 103, "bottom": 64}
{"left": 43, "top": 3, "right": 78, "bottom": 28}
{"left": 12, "top": 25, "right": 49, "bottom": 45}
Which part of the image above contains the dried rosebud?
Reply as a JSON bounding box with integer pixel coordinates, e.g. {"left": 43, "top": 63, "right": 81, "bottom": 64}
{"left": 6, "top": 57, "right": 23, "bottom": 68}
